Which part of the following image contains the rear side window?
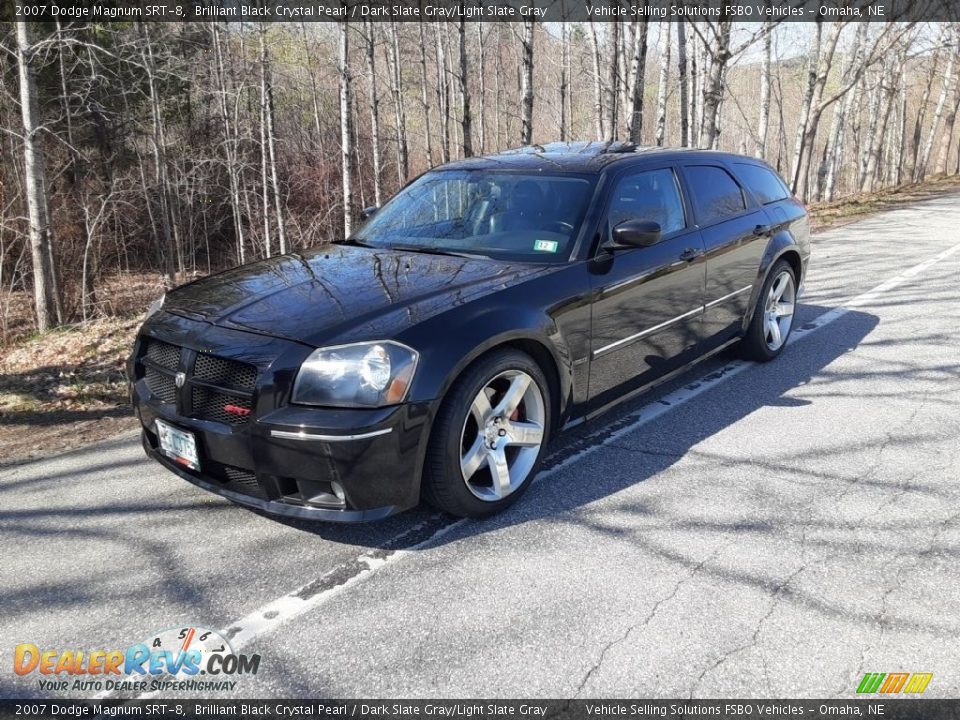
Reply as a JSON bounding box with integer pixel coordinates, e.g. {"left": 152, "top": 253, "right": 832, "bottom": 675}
{"left": 607, "top": 168, "right": 686, "bottom": 236}
{"left": 684, "top": 166, "right": 746, "bottom": 225}
{"left": 734, "top": 163, "right": 791, "bottom": 205}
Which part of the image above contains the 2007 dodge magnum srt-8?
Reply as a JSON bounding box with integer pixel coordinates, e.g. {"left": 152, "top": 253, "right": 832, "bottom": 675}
{"left": 129, "top": 142, "right": 809, "bottom": 521}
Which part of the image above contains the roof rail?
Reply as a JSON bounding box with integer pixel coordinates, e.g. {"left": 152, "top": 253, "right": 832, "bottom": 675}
{"left": 603, "top": 141, "right": 638, "bottom": 154}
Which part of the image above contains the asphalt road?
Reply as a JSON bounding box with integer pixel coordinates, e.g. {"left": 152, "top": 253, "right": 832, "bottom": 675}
{"left": 3, "top": 193, "right": 960, "bottom": 700}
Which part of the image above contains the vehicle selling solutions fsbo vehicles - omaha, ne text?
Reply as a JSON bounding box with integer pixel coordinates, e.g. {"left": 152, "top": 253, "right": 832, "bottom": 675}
{"left": 128, "top": 142, "right": 810, "bottom": 521}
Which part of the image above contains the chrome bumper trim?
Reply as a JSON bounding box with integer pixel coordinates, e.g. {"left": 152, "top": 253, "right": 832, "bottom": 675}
{"left": 269, "top": 427, "right": 393, "bottom": 442}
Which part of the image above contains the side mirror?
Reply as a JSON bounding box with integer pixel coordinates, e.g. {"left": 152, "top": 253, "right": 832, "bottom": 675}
{"left": 360, "top": 206, "right": 379, "bottom": 221}
{"left": 609, "top": 219, "right": 661, "bottom": 249}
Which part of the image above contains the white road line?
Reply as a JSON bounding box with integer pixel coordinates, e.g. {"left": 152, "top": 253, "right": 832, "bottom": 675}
{"left": 128, "top": 237, "right": 960, "bottom": 696}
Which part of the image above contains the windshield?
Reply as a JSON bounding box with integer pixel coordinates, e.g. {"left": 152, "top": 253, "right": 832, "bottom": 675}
{"left": 351, "top": 170, "right": 595, "bottom": 262}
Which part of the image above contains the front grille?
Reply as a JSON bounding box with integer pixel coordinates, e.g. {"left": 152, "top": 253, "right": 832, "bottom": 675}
{"left": 191, "top": 386, "right": 252, "bottom": 426}
{"left": 145, "top": 339, "right": 180, "bottom": 369}
{"left": 138, "top": 338, "right": 258, "bottom": 427}
{"left": 222, "top": 466, "right": 266, "bottom": 498}
{"left": 145, "top": 366, "right": 177, "bottom": 404}
{"left": 194, "top": 353, "right": 257, "bottom": 391}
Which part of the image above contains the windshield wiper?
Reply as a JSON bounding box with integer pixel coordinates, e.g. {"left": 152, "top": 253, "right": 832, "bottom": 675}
{"left": 333, "top": 237, "right": 376, "bottom": 248}
{"left": 385, "top": 244, "right": 485, "bottom": 260}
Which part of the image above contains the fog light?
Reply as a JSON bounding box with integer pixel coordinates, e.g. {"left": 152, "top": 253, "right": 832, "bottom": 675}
{"left": 331, "top": 482, "right": 346, "bottom": 502}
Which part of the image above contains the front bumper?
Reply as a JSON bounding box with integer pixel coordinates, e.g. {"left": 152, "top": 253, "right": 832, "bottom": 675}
{"left": 136, "top": 391, "right": 433, "bottom": 522}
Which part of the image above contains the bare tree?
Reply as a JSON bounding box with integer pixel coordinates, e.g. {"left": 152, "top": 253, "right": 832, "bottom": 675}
{"left": 818, "top": 22, "right": 866, "bottom": 200}
{"left": 386, "top": 21, "right": 409, "bottom": 182}
{"left": 560, "top": 21, "right": 569, "bottom": 142}
{"left": 919, "top": 25, "right": 957, "bottom": 180}
{"left": 418, "top": 23, "right": 435, "bottom": 166}
{"left": 458, "top": 17, "right": 473, "bottom": 157}
{"left": 654, "top": 24, "right": 670, "bottom": 146}
{"left": 477, "top": 23, "right": 487, "bottom": 153}
{"left": 677, "top": 21, "right": 690, "bottom": 146}
{"left": 519, "top": 20, "right": 535, "bottom": 145}
{"left": 606, "top": 21, "right": 620, "bottom": 140}
{"left": 364, "top": 20, "right": 383, "bottom": 205}
{"left": 339, "top": 20, "right": 354, "bottom": 236}
{"left": 14, "top": 15, "right": 61, "bottom": 330}
{"left": 260, "top": 24, "right": 286, "bottom": 254}
{"left": 627, "top": 18, "right": 649, "bottom": 143}
{"left": 589, "top": 20, "right": 605, "bottom": 140}
{"left": 435, "top": 24, "right": 451, "bottom": 163}
{"left": 906, "top": 35, "right": 940, "bottom": 183}
{"left": 211, "top": 23, "right": 247, "bottom": 264}
{"left": 756, "top": 17, "right": 772, "bottom": 157}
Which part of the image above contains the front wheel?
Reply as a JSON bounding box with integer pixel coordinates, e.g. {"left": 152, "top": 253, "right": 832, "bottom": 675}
{"left": 422, "top": 349, "right": 551, "bottom": 518}
{"left": 738, "top": 259, "right": 797, "bottom": 362}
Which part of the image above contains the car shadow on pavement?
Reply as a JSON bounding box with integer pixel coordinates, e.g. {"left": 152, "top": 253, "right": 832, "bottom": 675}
{"left": 268, "top": 304, "right": 881, "bottom": 551}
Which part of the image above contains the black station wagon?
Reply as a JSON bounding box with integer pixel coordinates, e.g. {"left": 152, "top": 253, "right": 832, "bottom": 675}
{"left": 129, "top": 141, "right": 810, "bottom": 521}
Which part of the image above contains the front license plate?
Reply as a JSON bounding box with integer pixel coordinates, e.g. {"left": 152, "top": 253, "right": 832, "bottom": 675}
{"left": 156, "top": 419, "right": 200, "bottom": 471}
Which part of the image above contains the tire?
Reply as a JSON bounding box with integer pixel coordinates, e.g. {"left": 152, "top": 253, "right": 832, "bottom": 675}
{"left": 738, "top": 259, "right": 798, "bottom": 363}
{"left": 422, "top": 349, "right": 552, "bottom": 518}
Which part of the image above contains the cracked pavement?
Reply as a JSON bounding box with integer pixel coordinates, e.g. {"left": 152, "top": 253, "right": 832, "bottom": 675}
{"left": 3, "top": 193, "right": 960, "bottom": 699}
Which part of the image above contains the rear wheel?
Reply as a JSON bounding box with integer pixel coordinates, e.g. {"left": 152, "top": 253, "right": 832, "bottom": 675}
{"left": 738, "top": 259, "right": 797, "bottom": 362}
{"left": 422, "top": 349, "right": 551, "bottom": 518}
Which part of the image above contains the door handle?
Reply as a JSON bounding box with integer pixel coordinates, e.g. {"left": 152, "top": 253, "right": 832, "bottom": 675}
{"left": 753, "top": 224, "right": 774, "bottom": 237}
{"left": 679, "top": 247, "right": 703, "bottom": 262}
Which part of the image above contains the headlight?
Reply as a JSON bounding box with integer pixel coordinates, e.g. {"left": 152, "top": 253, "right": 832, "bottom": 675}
{"left": 145, "top": 294, "right": 165, "bottom": 319}
{"left": 292, "top": 341, "right": 419, "bottom": 408}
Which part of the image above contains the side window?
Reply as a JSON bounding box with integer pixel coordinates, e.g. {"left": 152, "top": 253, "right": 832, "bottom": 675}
{"left": 733, "top": 163, "right": 790, "bottom": 205}
{"left": 608, "top": 168, "right": 686, "bottom": 237}
{"left": 684, "top": 165, "right": 746, "bottom": 225}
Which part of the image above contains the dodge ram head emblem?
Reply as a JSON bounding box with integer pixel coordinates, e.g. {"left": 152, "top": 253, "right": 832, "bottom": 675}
{"left": 175, "top": 372, "right": 186, "bottom": 388}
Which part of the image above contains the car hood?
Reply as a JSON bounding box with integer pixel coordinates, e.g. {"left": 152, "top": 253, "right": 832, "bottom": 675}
{"left": 162, "top": 245, "right": 548, "bottom": 346}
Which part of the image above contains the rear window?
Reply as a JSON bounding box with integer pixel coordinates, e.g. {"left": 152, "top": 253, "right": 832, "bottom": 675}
{"left": 734, "top": 163, "right": 791, "bottom": 205}
{"left": 684, "top": 166, "right": 746, "bottom": 225}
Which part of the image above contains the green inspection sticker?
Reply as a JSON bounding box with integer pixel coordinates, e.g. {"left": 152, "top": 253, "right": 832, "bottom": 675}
{"left": 533, "top": 239, "right": 559, "bottom": 253}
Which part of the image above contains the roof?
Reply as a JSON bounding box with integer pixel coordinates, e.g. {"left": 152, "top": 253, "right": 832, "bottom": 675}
{"left": 437, "top": 141, "right": 740, "bottom": 174}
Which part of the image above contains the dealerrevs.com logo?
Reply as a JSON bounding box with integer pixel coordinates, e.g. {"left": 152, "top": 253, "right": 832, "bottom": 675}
{"left": 856, "top": 672, "right": 933, "bottom": 694}
{"left": 14, "top": 626, "right": 260, "bottom": 693}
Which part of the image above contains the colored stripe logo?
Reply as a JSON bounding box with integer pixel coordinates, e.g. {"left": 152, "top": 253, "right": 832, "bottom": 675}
{"left": 857, "top": 672, "right": 932, "bottom": 694}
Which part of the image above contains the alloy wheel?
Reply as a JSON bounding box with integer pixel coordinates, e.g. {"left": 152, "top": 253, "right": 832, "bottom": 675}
{"left": 763, "top": 270, "right": 796, "bottom": 351}
{"left": 459, "top": 369, "right": 546, "bottom": 502}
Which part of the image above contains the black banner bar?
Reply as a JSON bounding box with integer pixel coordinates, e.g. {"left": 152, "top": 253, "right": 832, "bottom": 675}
{"left": 2, "top": 700, "right": 960, "bottom": 720}
{"left": 7, "top": 0, "right": 960, "bottom": 23}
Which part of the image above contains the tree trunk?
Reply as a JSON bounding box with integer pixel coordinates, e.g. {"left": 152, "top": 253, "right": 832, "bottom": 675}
{"left": 654, "top": 24, "right": 670, "bottom": 146}
{"left": 458, "top": 17, "right": 473, "bottom": 157}
{"left": 589, "top": 20, "right": 605, "bottom": 141}
{"left": 260, "top": 25, "right": 286, "bottom": 254}
{"left": 418, "top": 23, "right": 434, "bottom": 167}
{"left": 15, "top": 16, "right": 60, "bottom": 331}
{"left": 756, "top": 18, "right": 772, "bottom": 157}
{"left": 907, "top": 42, "right": 939, "bottom": 183}
{"left": 677, "top": 21, "right": 690, "bottom": 146}
{"left": 386, "top": 21, "right": 409, "bottom": 182}
{"left": 819, "top": 22, "right": 866, "bottom": 200}
{"left": 212, "top": 23, "right": 246, "bottom": 265}
{"left": 364, "top": 20, "right": 383, "bottom": 205}
{"left": 140, "top": 23, "right": 177, "bottom": 286}
{"left": 698, "top": 17, "right": 731, "bottom": 149}
{"left": 627, "top": 18, "right": 649, "bottom": 143}
{"left": 520, "top": 20, "right": 535, "bottom": 145}
{"left": 560, "top": 22, "right": 569, "bottom": 142}
{"left": 606, "top": 21, "right": 620, "bottom": 141}
{"left": 917, "top": 28, "right": 955, "bottom": 181}
{"left": 477, "top": 23, "right": 486, "bottom": 153}
{"left": 339, "top": 20, "right": 354, "bottom": 237}
{"left": 435, "top": 24, "right": 450, "bottom": 163}
{"left": 936, "top": 82, "right": 960, "bottom": 175}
